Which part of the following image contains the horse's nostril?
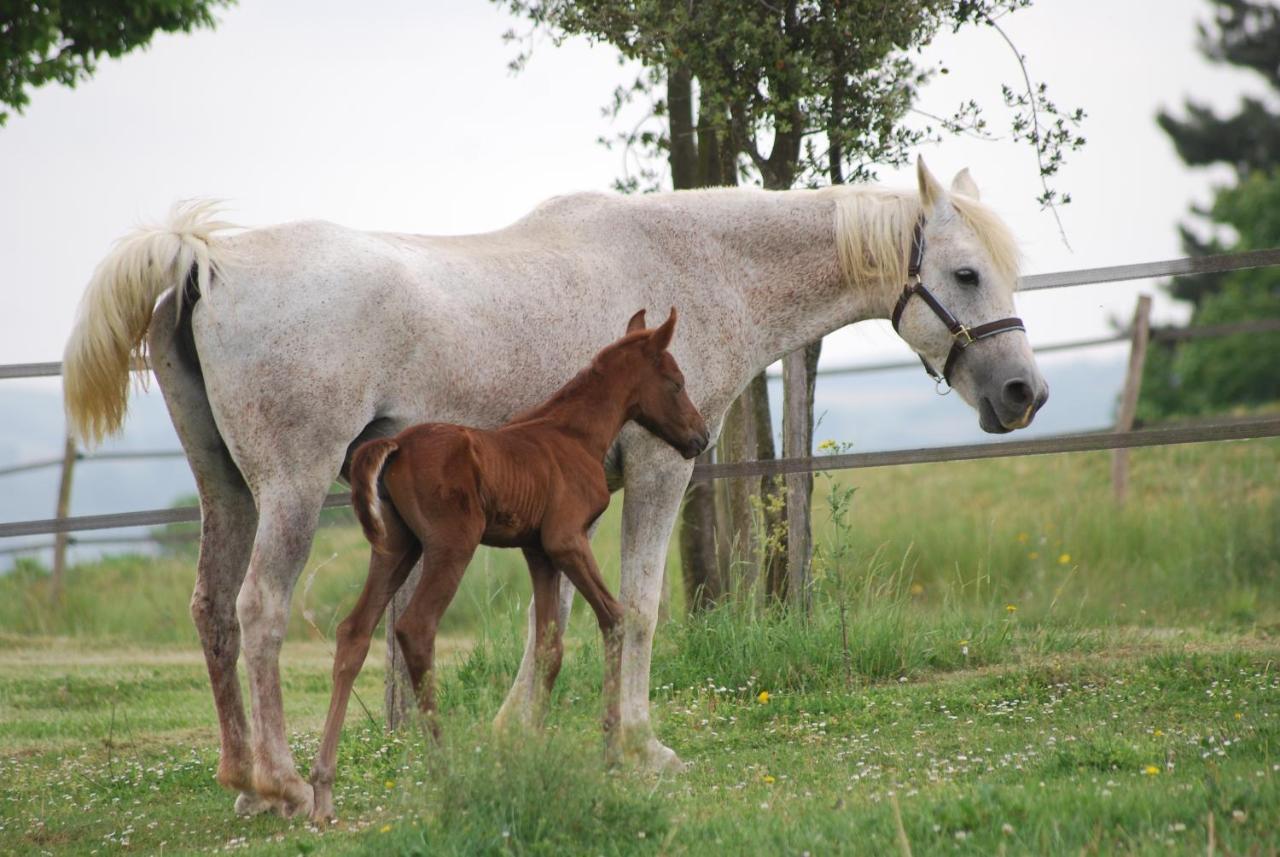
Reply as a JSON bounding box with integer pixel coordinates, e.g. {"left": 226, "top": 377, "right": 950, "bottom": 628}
{"left": 1002, "top": 379, "right": 1033, "bottom": 410}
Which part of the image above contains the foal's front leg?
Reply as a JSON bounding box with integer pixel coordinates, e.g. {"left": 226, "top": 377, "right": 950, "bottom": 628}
{"left": 545, "top": 534, "right": 624, "bottom": 756}
{"left": 522, "top": 547, "right": 567, "bottom": 725}
{"left": 310, "top": 538, "right": 421, "bottom": 825}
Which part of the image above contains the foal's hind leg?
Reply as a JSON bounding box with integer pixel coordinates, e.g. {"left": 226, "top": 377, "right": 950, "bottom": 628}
{"left": 148, "top": 296, "right": 264, "bottom": 814}
{"left": 394, "top": 539, "right": 479, "bottom": 734}
{"left": 310, "top": 512, "right": 421, "bottom": 824}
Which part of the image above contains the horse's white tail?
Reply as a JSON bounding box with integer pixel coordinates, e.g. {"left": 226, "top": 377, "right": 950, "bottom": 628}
{"left": 63, "top": 201, "right": 236, "bottom": 445}
{"left": 349, "top": 438, "right": 401, "bottom": 553}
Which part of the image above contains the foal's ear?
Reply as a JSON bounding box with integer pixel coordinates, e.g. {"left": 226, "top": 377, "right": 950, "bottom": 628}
{"left": 644, "top": 307, "right": 677, "bottom": 356}
{"left": 916, "top": 155, "right": 947, "bottom": 211}
{"left": 626, "top": 309, "right": 647, "bottom": 334}
{"left": 950, "top": 168, "right": 980, "bottom": 200}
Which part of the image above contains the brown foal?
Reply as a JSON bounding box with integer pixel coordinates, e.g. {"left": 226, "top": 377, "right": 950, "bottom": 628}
{"left": 309, "top": 308, "right": 708, "bottom": 821}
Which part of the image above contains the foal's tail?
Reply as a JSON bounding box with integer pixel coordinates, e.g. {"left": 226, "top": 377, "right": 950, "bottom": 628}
{"left": 350, "top": 438, "right": 401, "bottom": 552}
{"left": 63, "top": 201, "right": 236, "bottom": 445}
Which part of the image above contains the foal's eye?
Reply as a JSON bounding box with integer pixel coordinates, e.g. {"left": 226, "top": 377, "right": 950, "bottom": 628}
{"left": 954, "top": 268, "right": 980, "bottom": 287}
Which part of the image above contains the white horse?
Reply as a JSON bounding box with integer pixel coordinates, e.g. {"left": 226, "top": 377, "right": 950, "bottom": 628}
{"left": 63, "top": 157, "right": 1047, "bottom": 821}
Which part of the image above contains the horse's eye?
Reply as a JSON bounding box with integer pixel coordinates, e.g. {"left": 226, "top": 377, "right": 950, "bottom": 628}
{"left": 954, "top": 268, "right": 980, "bottom": 287}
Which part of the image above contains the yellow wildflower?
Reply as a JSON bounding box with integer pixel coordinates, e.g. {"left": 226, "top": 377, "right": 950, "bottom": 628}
{"left": 1016, "top": 532, "right": 1029, "bottom": 544}
{"left": 818, "top": 439, "right": 838, "bottom": 452}
{"left": 1235, "top": 712, "right": 1243, "bottom": 720}
{"left": 1154, "top": 729, "right": 1164, "bottom": 737}
{"left": 757, "top": 690, "right": 770, "bottom": 704}
{"left": 909, "top": 582, "right": 924, "bottom": 596}
{"left": 385, "top": 779, "right": 395, "bottom": 789}
{"left": 380, "top": 824, "right": 392, "bottom": 833}
{"left": 762, "top": 775, "right": 776, "bottom": 784}
{"left": 1057, "top": 553, "right": 1071, "bottom": 565}
{"left": 1028, "top": 551, "right": 1039, "bottom": 560}
{"left": 1143, "top": 765, "right": 1160, "bottom": 776}
{"left": 1005, "top": 604, "right": 1017, "bottom": 614}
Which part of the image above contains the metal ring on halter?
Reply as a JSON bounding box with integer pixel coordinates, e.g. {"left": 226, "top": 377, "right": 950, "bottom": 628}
{"left": 890, "top": 216, "right": 1026, "bottom": 387}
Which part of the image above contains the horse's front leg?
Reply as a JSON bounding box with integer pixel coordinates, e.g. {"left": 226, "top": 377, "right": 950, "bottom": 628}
{"left": 616, "top": 432, "right": 695, "bottom": 772}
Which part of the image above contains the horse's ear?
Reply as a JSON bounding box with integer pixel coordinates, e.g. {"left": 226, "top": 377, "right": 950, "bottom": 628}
{"left": 626, "top": 309, "right": 647, "bottom": 334}
{"left": 950, "top": 168, "right": 980, "bottom": 200}
{"left": 917, "top": 156, "right": 947, "bottom": 211}
{"left": 644, "top": 307, "right": 677, "bottom": 355}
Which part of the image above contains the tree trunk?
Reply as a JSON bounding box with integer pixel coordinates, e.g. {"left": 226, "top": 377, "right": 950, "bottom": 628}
{"left": 668, "top": 64, "right": 697, "bottom": 190}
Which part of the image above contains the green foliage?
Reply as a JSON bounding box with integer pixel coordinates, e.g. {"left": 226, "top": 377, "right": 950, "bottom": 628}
{"left": 495, "top": 0, "right": 1085, "bottom": 205}
{"left": 0, "top": 0, "right": 233, "bottom": 125}
{"left": 1156, "top": 0, "right": 1280, "bottom": 305}
{"left": 1140, "top": 171, "right": 1280, "bottom": 419}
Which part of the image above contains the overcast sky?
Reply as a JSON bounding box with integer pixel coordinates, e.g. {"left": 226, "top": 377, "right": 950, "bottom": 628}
{"left": 0, "top": 0, "right": 1266, "bottom": 377}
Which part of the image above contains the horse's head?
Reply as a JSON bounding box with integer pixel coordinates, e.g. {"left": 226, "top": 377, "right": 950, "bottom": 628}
{"left": 611, "top": 308, "right": 710, "bottom": 458}
{"left": 892, "top": 158, "right": 1049, "bottom": 433}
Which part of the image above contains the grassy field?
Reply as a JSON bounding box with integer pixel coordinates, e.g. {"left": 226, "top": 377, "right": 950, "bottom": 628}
{"left": 1, "top": 438, "right": 1277, "bottom": 854}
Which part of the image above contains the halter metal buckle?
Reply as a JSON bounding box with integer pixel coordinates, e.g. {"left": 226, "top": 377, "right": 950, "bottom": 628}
{"left": 953, "top": 325, "right": 975, "bottom": 347}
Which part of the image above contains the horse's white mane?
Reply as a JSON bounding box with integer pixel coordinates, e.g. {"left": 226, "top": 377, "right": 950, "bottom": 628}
{"left": 827, "top": 185, "right": 1021, "bottom": 291}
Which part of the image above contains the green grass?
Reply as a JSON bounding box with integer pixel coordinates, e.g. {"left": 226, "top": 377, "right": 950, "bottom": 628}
{"left": 0, "top": 438, "right": 1277, "bottom": 854}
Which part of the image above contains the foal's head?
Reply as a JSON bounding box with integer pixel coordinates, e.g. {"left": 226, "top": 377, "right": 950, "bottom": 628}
{"left": 603, "top": 308, "right": 709, "bottom": 459}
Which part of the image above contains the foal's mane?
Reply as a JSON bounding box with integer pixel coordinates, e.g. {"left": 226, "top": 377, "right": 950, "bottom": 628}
{"left": 824, "top": 185, "right": 1022, "bottom": 291}
{"left": 504, "top": 330, "right": 649, "bottom": 426}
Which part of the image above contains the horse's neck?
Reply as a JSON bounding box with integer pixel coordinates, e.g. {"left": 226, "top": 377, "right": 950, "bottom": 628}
{"left": 508, "top": 367, "right": 630, "bottom": 462}
{"left": 647, "top": 187, "right": 905, "bottom": 367}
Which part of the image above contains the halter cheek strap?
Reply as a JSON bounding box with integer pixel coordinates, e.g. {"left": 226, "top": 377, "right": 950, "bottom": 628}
{"left": 890, "top": 217, "right": 1026, "bottom": 387}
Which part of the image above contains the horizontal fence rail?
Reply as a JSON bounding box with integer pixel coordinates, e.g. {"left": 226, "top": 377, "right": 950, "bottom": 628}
{"left": 0, "top": 449, "right": 187, "bottom": 478}
{"left": 3, "top": 418, "right": 1277, "bottom": 540}
{"left": 3, "top": 247, "right": 1277, "bottom": 383}
{"left": 1019, "top": 247, "right": 1280, "bottom": 291}
{"left": 689, "top": 417, "right": 1280, "bottom": 482}
{"left": 0, "top": 493, "right": 353, "bottom": 539}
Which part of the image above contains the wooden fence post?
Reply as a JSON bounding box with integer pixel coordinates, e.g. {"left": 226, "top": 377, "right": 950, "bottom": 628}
{"left": 1111, "top": 295, "right": 1153, "bottom": 503}
{"left": 49, "top": 435, "right": 77, "bottom": 602}
{"left": 384, "top": 559, "right": 423, "bottom": 729}
{"left": 781, "top": 342, "right": 821, "bottom": 610}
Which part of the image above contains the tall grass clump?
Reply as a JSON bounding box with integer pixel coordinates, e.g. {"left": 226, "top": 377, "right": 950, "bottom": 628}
{"left": 361, "top": 727, "right": 668, "bottom": 857}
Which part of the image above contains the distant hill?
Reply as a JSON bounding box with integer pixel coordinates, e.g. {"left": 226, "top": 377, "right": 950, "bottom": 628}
{"left": 0, "top": 350, "right": 1123, "bottom": 569}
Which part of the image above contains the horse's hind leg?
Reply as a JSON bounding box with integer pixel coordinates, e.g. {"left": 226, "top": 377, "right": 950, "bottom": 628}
{"left": 235, "top": 467, "right": 341, "bottom": 819}
{"left": 148, "top": 295, "right": 263, "bottom": 814}
{"left": 310, "top": 512, "right": 421, "bottom": 825}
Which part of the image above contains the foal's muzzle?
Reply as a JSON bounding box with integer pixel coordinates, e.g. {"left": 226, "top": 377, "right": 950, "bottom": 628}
{"left": 682, "top": 430, "right": 711, "bottom": 459}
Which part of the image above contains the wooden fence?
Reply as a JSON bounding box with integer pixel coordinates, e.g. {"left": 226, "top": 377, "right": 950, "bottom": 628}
{"left": 2, "top": 244, "right": 1278, "bottom": 575}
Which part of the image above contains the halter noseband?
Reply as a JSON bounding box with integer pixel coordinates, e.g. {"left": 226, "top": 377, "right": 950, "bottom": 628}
{"left": 890, "top": 217, "right": 1026, "bottom": 389}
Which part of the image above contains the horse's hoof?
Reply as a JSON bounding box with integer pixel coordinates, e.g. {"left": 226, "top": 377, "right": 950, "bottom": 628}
{"left": 234, "top": 791, "right": 276, "bottom": 817}
{"left": 280, "top": 781, "right": 315, "bottom": 820}
{"left": 635, "top": 738, "right": 687, "bottom": 775}
{"left": 309, "top": 785, "right": 335, "bottom": 826}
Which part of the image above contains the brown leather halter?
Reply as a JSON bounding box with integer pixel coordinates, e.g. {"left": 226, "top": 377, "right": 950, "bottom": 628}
{"left": 890, "top": 217, "right": 1026, "bottom": 390}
